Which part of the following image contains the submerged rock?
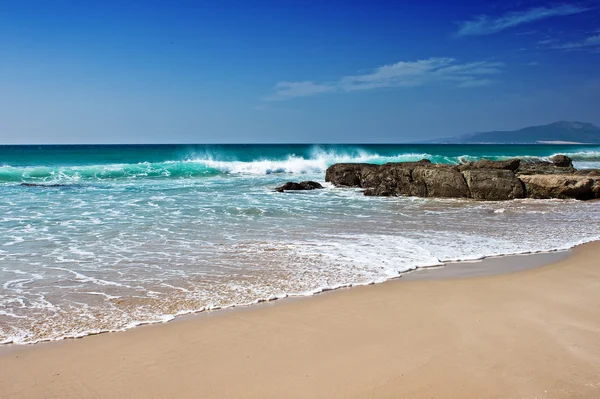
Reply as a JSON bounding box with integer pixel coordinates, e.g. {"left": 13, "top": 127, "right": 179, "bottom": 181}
{"left": 20, "top": 183, "right": 70, "bottom": 188}
{"left": 275, "top": 181, "right": 324, "bottom": 192}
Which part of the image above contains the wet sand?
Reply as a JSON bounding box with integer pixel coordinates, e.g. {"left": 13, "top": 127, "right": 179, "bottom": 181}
{"left": 1, "top": 243, "right": 600, "bottom": 398}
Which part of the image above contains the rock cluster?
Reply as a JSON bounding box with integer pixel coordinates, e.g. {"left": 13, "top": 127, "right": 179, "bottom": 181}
{"left": 325, "top": 155, "right": 600, "bottom": 201}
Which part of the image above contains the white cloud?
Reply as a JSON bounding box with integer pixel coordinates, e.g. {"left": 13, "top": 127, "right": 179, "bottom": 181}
{"left": 456, "top": 4, "right": 590, "bottom": 37}
{"left": 552, "top": 34, "right": 600, "bottom": 49}
{"left": 265, "top": 58, "right": 504, "bottom": 101}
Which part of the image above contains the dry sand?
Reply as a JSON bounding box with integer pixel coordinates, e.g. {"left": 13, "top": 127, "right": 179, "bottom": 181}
{"left": 1, "top": 243, "right": 600, "bottom": 399}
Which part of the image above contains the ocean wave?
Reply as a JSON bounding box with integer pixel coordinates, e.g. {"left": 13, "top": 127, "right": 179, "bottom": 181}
{"left": 3, "top": 147, "right": 600, "bottom": 183}
{"left": 551, "top": 150, "right": 600, "bottom": 162}
{"left": 197, "top": 149, "right": 434, "bottom": 175}
{"left": 0, "top": 162, "right": 224, "bottom": 183}
{"left": 0, "top": 150, "right": 437, "bottom": 182}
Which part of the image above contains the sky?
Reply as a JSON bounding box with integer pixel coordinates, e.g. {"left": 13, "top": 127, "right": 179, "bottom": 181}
{"left": 0, "top": 0, "right": 599, "bottom": 144}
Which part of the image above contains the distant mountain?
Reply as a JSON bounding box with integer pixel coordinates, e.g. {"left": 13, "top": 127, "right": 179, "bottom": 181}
{"left": 435, "top": 121, "right": 600, "bottom": 144}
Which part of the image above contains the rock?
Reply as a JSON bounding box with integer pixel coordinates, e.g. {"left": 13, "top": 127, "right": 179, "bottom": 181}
{"left": 459, "top": 158, "right": 520, "bottom": 172}
{"left": 328, "top": 161, "right": 466, "bottom": 198}
{"left": 325, "top": 160, "right": 432, "bottom": 188}
{"left": 383, "top": 159, "right": 432, "bottom": 168}
{"left": 20, "top": 183, "right": 69, "bottom": 188}
{"left": 550, "top": 155, "right": 573, "bottom": 168}
{"left": 326, "top": 157, "right": 599, "bottom": 201}
{"left": 574, "top": 169, "right": 600, "bottom": 176}
{"left": 519, "top": 175, "right": 600, "bottom": 200}
{"left": 275, "top": 181, "right": 324, "bottom": 192}
{"left": 411, "top": 165, "right": 470, "bottom": 198}
{"left": 363, "top": 164, "right": 415, "bottom": 196}
{"left": 462, "top": 169, "right": 525, "bottom": 200}
{"left": 516, "top": 161, "right": 576, "bottom": 175}
{"left": 324, "top": 163, "right": 375, "bottom": 187}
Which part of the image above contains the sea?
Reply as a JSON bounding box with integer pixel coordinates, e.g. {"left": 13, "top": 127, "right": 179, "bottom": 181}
{"left": 1, "top": 144, "right": 600, "bottom": 344}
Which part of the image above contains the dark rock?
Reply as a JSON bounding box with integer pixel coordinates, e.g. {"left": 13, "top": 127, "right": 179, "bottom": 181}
{"left": 550, "top": 155, "right": 573, "bottom": 168}
{"left": 459, "top": 158, "right": 520, "bottom": 172}
{"left": 20, "top": 183, "right": 69, "bottom": 188}
{"left": 325, "top": 160, "right": 432, "bottom": 189}
{"left": 275, "top": 181, "right": 324, "bottom": 192}
{"left": 519, "top": 175, "right": 600, "bottom": 200}
{"left": 462, "top": 169, "right": 525, "bottom": 200}
{"left": 324, "top": 163, "right": 376, "bottom": 187}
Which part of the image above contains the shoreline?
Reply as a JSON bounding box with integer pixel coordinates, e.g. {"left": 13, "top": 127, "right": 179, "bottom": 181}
{"left": 0, "top": 244, "right": 578, "bottom": 347}
{"left": 2, "top": 242, "right": 600, "bottom": 398}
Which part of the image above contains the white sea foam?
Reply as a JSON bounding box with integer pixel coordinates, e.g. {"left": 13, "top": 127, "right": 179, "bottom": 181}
{"left": 196, "top": 150, "right": 432, "bottom": 175}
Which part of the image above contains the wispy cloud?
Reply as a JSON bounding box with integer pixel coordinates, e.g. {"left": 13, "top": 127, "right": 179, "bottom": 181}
{"left": 456, "top": 4, "right": 590, "bottom": 37}
{"left": 339, "top": 58, "right": 503, "bottom": 91}
{"left": 265, "top": 58, "right": 504, "bottom": 101}
{"left": 264, "top": 81, "right": 334, "bottom": 101}
{"left": 552, "top": 33, "right": 600, "bottom": 49}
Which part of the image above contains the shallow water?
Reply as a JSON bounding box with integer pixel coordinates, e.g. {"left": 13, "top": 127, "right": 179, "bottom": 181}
{"left": 1, "top": 144, "right": 599, "bottom": 344}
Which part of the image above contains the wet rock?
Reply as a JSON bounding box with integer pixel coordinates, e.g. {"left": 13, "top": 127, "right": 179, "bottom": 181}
{"left": 324, "top": 163, "right": 376, "bottom": 187}
{"left": 462, "top": 169, "right": 525, "bottom": 200}
{"left": 519, "top": 175, "right": 600, "bottom": 200}
{"left": 275, "top": 181, "right": 324, "bottom": 192}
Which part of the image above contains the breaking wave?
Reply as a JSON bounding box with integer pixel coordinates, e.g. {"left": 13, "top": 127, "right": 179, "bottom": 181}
{"left": 3, "top": 146, "right": 600, "bottom": 183}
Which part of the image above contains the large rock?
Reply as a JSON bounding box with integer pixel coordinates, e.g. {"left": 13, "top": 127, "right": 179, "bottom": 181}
{"left": 519, "top": 175, "right": 600, "bottom": 200}
{"left": 361, "top": 164, "right": 415, "bottom": 196}
{"left": 411, "top": 165, "right": 470, "bottom": 198}
{"left": 459, "top": 158, "right": 520, "bottom": 172}
{"left": 342, "top": 162, "right": 467, "bottom": 198}
{"left": 550, "top": 155, "right": 573, "bottom": 168}
{"left": 275, "top": 181, "right": 323, "bottom": 192}
{"left": 462, "top": 169, "right": 525, "bottom": 200}
{"left": 324, "top": 163, "right": 377, "bottom": 187}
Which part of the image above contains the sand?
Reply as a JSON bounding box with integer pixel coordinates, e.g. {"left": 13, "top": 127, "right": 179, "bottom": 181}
{"left": 1, "top": 243, "right": 600, "bottom": 399}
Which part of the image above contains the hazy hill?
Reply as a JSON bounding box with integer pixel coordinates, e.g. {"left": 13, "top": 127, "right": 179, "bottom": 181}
{"left": 436, "top": 121, "right": 600, "bottom": 144}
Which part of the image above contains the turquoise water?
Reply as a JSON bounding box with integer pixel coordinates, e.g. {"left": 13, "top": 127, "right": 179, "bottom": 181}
{"left": 1, "top": 144, "right": 600, "bottom": 344}
{"left": 2, "top": 144, "right": 600, "bottom": 182}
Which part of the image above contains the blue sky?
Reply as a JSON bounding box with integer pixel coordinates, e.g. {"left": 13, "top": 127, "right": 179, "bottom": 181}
{"left": 0, "top": 0, "right": 599, "bottom": 143}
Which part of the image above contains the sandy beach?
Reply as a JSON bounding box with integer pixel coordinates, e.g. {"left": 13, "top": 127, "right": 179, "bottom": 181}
{"left": 1, "top": 243, "right": 600, "bottom": 399}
